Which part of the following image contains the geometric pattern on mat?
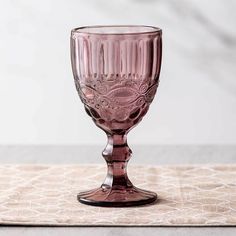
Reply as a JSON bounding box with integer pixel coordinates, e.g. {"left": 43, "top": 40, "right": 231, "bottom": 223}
{"left": 0, "top": 164, "right": 236, "bottom": 226}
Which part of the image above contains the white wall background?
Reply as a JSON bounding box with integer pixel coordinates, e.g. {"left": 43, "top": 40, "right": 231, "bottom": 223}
{"left": 0, "top": 0, "right": 236, "bottom": 145}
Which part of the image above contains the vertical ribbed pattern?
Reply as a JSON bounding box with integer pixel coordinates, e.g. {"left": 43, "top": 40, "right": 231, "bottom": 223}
{"left": 72, "top": 34, "right": 161, "bottom": 84}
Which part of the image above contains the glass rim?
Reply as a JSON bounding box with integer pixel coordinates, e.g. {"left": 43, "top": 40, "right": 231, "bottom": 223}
{"left": 71, "top": 25, "right": 162, "bottom": 36}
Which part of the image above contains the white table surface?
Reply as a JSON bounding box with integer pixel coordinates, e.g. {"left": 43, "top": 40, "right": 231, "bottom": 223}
{"left": 0, "top": 145, "right": 235, "bottom": 236}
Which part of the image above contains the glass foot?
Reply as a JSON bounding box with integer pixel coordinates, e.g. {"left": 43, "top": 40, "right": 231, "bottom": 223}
{"left": 77, "top": 186, "right": 157, "bottom": 207}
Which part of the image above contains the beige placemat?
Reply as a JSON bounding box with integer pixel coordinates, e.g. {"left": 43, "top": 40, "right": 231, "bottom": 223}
{"left": 0, "top": 164, "right": 236, "bottom": 226}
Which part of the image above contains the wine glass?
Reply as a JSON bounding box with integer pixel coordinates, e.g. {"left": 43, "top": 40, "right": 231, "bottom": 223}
{"left": 71, "top": 25, "right": 162, "bottom": 207}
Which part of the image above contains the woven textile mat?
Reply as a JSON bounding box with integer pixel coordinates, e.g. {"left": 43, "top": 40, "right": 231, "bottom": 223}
{"left": 0, "top": 164, "right": 235, "bottom": 226}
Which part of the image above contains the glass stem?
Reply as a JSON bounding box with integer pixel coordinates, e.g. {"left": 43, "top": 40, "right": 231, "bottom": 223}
{"left": 102, "top": 134, "right": 133, "bottom": 189}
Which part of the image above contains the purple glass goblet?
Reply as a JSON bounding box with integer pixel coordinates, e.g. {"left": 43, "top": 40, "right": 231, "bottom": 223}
{"left": 71, "top": 25, "right": 162, "bottom": 207}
